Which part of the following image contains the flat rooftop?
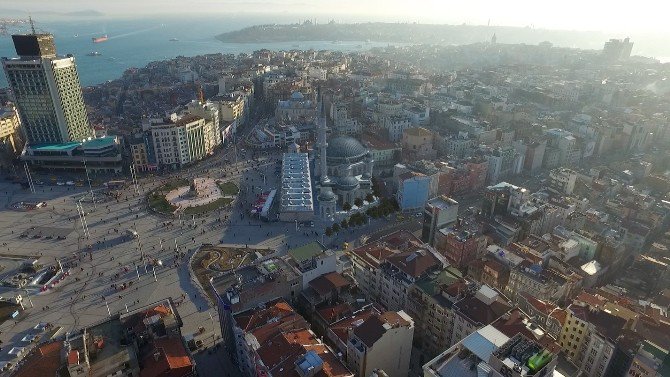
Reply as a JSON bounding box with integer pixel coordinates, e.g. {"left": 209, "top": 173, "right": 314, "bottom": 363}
{"left": 280, "top": 153, "right": 313, "bottom": 213}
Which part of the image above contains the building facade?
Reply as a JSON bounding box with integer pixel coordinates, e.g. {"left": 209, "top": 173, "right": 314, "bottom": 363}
{"left": 3, "top": 34, "right": 92, "bottom": 145}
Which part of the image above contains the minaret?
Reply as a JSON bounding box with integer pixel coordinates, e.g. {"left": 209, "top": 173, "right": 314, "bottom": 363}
{"left": 317, "top": 87, "right": 330, "bottom": 185}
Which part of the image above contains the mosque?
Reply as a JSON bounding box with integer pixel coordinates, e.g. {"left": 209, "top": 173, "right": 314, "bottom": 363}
{"left": 315, "top": 102, "right": 374, "bottom": 220}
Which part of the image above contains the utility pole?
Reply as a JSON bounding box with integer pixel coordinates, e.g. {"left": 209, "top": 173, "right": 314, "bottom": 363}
{"left": 83, "top": 160, "right": 96, "bottom": 209}
{"left": 129, "top": 164, "right": 139, "bottom": 194}
{"left": 209, "top": 312, "right": 216, "bottom": 341}
{"left": 76, "top": 200, "right": 90, "bottom": 239}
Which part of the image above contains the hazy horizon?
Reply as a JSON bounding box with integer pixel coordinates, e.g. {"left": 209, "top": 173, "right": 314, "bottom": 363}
{"left": 3, "top": 0, "right": 670, "bottom": 36}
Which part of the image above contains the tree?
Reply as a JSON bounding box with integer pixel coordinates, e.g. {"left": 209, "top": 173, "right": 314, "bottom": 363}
{"left": 342, "top": 202, "right": 352, "bottom": 211}
{"left": 332, "top": 223, "right": 341, "bottom": 232}
{"left": 341, "top": 219, "right": 349, "bottom": 229}
{"left": 325, "top": 227, "right": 333, "bottom": 237}
{"left": 365, "top": 193, "right": 374, "bottom": 203}
{"left": 354, "top": 197, "right": 363, "bottom": 207}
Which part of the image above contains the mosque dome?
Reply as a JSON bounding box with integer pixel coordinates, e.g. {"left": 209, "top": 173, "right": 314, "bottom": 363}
{"left": 318, "top": 187, "right": 337, "bottom": 202}
{"left": 338, "top": 176, "right": 360, "bottom": 191}
{"left": 326, "top": 136, "right": 367, "bottom": 161}
{"left": 290, "top": 91, "right": 305, "bottom": 100}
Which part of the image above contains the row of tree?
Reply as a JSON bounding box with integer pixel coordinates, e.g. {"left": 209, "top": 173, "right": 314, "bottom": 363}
{"left": 324, "top": 197, "right": 399, "bottom": 237}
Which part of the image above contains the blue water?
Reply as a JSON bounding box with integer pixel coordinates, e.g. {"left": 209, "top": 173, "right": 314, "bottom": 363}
{"left": 0, "top": 15, "right": 393, "bottom": 87}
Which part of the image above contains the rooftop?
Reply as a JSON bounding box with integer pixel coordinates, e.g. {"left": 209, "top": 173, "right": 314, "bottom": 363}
{"left": 288, "top": 242, "right": 327, "bottom": 264}
{"left": 212, "top": 257, "right": 300, "bottom": 313}
{"left": 423, "top": 325, "right": 509, "bottom": 377}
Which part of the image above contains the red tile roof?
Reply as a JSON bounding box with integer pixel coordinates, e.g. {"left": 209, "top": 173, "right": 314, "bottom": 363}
{"left": 317, "top": 303, "right": 354, "bottom": 325}
{"left": 328, "top": 306, "right": 380, "bottom": 345}
{"left": 256, "top": 329, "right": 352, "bottom": 377}
{"left": 13, "top": 341, "right": 63, "bottom": 377}
{"left": 139, "top": 337, "right": 193, "bottom": 377}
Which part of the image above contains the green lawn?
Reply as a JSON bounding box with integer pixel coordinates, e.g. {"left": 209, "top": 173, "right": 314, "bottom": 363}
{"left": 217, "top": 181, "right": 240, "bottom": 195}
{"left": 148, "top": 192, "right": 176, "bottom": 213}
{"left": 146, "top": 178, "right": 189, "bottom": 213}
{"left": 182, "top": 197, "right": 233, "bottom": 215}
{"left": 159, "top": 178, "right": 190, "bottom": 192}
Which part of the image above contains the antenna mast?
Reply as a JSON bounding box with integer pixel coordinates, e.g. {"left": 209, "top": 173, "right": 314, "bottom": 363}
{"left": 29, "top": 15, "right": 36, "bottom": 34}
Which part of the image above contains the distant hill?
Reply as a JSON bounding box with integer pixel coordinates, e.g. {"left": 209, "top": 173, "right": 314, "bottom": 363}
{"left": 216, "top": 22, "right": 610, "bottom": 51}
{"left": 0, "top": 8, "right": 103, "bottom": 18}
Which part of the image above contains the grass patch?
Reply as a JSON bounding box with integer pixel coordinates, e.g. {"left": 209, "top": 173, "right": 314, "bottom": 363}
{"left": 182, "top": 197, "right": 233, "bottom": 215}
{"left": 191, "top": 249, "right": 217, "bottom": 303}
{"left": 217, "top": 181, "right": 239, "bottom": 195}
{"left": 159, "top": 178, "right": 190, "bottom": 192}
{"left": 148, "top": 192, "right": 176, "bottom": 213}
{"left": 146, "top": 178, "right": 189, "bottom": 214}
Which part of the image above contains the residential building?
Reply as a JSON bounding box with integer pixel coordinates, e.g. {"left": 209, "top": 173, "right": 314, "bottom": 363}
{"left": 12, "top": 299, "right": 194, "bottom": 377}
{"left": 360, "top": 132, "right": 401, "bottom": 170}
{"left": 434, "top": 222, "right": 487, "bottom": 268}
{"left": 450, "top": 285, "right": 512, "bottom": 346}
{"left": 549, "top": 167, "right": 578, "bottom": 195}
{"left": 560, "top": 302, "right": 627, "bottom": 374}
{"left": 348, "top": 230, "right": 443, "bottom": 308}
{"left": 229, "top": 298, "right": 353, "bottom": 377}
{"left": 421, "top": 196, "right": 459, "bottom": 246}
{"left": 603, "top": 38, "right": 634, "bottom": 61}
{"left": 211, "top": 258, "right": 302, "bottom": 352}
{"left": 382, "top": 116, "right": 412, "bottom": 142}
{"left": 186, "top": 100, "right": 222, "bottom": 149}
{"left": 505, "top": 260, "right": 570, "bottom": 304}
{"left": 286, "top": 241, "right": 336, "bottom": 289}
{"left": 276, "top": 91, "right": 317, "bottom": 122}
{"left": 395, "top": 170, "right": 432, "bottom": 211}
{"left": 402, "top": 127, "right": 436, "bottom": 162}
{"left": 345, "top": 311, "right": 414, "bottom": 377}
{"left": 442, "top": 133, "right": 475, "bottom": 158}
{"left": 423, "top": 325, "right": 558, "bottom": 377}
{"left": 406, "top": 267, "right": 467, "bottom": 359}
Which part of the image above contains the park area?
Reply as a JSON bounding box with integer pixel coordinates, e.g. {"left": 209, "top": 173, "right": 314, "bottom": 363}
{"left": 148, "top": 178, "right": 237, "bottom": 215}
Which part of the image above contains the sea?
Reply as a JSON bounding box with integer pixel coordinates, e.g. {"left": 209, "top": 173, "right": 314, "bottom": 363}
{"left": 1, "top": 15, "right": 668, "bottom": 88}
{"left": 0, "top": 15, "right": 395, "bottom": 88}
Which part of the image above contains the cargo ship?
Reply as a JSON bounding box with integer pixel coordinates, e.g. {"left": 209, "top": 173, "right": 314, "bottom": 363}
{"left": 92, "top": 35, "right": 108, "bottom": 43}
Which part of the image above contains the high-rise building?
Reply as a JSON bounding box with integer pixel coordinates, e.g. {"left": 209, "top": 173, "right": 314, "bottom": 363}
{"left": 2, "top": 33, "right": 92, "bottom": 145}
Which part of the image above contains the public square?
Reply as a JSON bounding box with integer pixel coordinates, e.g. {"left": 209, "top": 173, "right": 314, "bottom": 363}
{"left": 0, "top": 143, "right": 422, "bottom": 375}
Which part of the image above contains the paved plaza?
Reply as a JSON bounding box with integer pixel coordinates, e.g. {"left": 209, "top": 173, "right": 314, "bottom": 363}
{"left": 0, "top": 145, "right": 423, "bottom": 376}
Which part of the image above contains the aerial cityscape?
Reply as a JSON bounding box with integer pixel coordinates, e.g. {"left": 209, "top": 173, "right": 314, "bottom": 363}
{"left": 0, "top": 2, "right": 669, "bottom": 377}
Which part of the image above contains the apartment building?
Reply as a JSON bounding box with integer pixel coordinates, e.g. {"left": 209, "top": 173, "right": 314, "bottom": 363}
{"left": 345, "top": 311, "right": 414, "bottom": 377}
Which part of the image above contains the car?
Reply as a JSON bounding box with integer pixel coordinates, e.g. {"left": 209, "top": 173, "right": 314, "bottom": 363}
{"left": 56, "top": 181, "right": 65, "bottom": 186}
{"left": 36, "top": 201, "right": 47, "bottom": 208}
{"left": 66, "top": 181, "right": 75, "bottom": 186}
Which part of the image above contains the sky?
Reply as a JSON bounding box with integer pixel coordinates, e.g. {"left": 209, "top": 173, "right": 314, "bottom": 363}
{"left": 4, "top": 0, "right": 670, "bottom": 35}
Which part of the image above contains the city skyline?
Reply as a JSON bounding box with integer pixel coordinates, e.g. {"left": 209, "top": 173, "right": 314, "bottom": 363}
{"left": 5, "top": 0, "right": 670, "bottom": 35}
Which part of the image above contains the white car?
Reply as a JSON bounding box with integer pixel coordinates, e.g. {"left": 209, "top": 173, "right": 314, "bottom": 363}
{"left": 36, "top": 201, "right": 47, "bottom": 208}
{"left": 56, "top": 181, "right": 65, "bottom": 186}
{"left": 66, "top": 181, "right": 75, "bottom": 186}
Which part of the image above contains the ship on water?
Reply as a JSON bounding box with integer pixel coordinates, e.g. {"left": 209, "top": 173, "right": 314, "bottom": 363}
{"left": 92, "top": 34, "right": 108, "bottom": 43}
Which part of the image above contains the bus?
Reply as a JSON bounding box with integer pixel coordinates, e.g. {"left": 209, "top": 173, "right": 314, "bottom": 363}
{"left": 105, "top": 180, "right": 127, "bottom": 189}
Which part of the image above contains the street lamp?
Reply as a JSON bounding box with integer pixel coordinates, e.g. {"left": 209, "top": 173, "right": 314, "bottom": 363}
{"left": 83, "top": 159, "right": 96, "bottom": 210}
